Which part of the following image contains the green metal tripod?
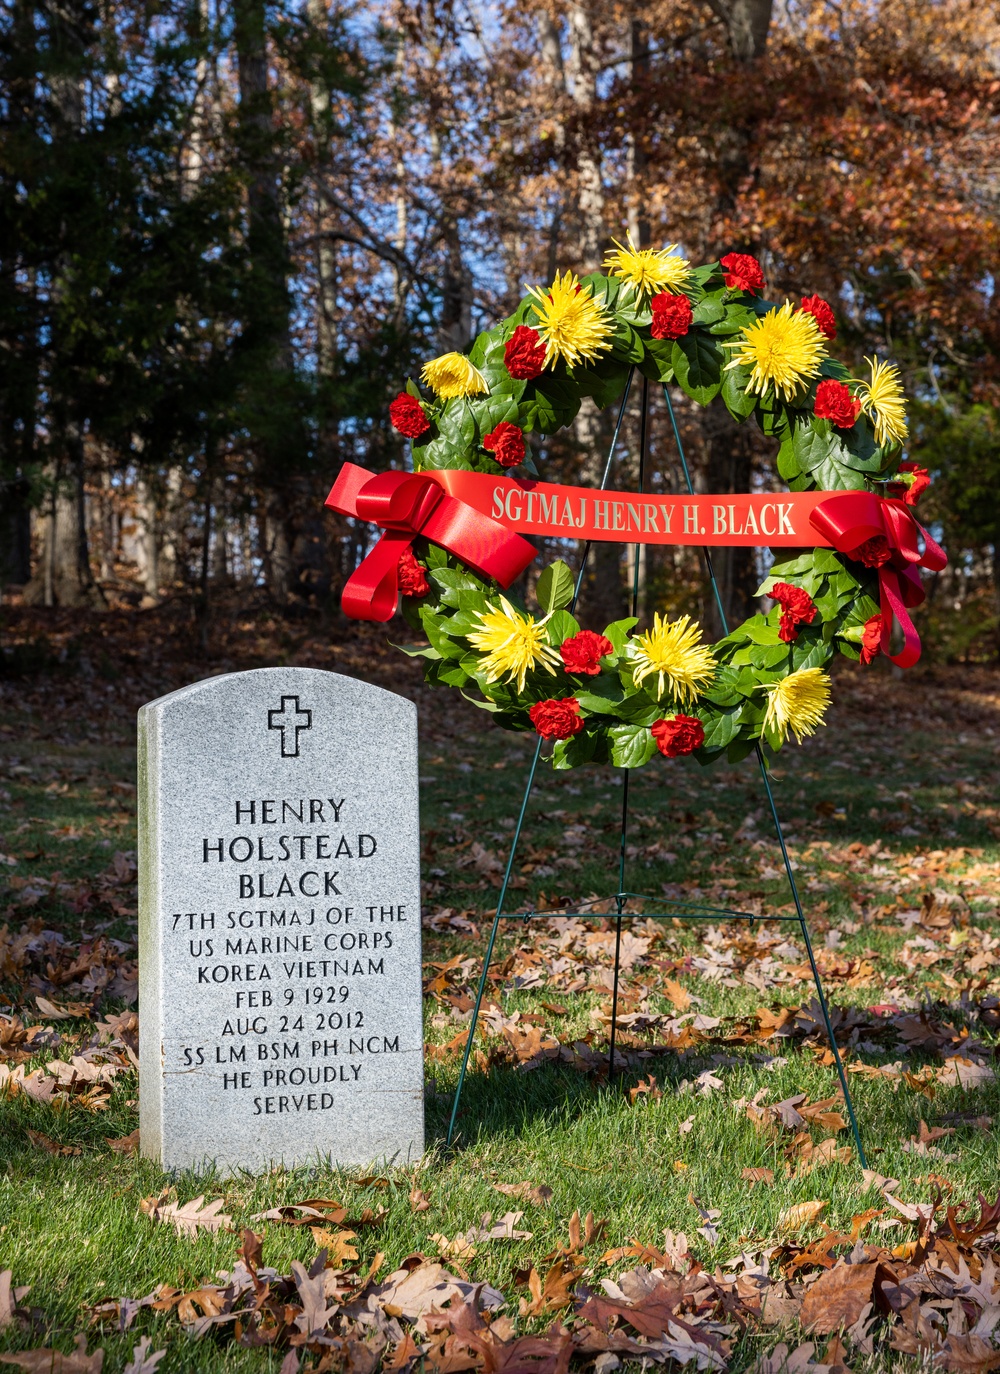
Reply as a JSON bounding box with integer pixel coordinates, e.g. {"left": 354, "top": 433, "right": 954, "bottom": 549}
{"left": 444, "top": 370, "right": 868, "bottom": 1169}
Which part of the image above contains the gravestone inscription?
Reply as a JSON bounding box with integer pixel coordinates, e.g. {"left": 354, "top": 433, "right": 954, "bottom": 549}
{"left": 138, "top": 667, "right": 424, "bottom": 1173}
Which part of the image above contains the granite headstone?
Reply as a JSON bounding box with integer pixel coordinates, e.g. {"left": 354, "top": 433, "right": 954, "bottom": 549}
{"left": 138, "top": 667, "right": 423, "bottom": 1173}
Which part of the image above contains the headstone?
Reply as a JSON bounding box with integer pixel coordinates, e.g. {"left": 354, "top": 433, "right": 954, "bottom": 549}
{"left": 137, "top": 667, "right": 424, "bottom": 1173}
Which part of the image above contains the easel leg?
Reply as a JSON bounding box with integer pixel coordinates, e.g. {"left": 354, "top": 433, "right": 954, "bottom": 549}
{"left": 446, "top": 738, "right": 543, "bottom": 1148}
{"left": 756, "top": 750, "right": 868, "bottom": 1168}
{"left": 660, "top": 382, "right": 868, "bottom": 1167}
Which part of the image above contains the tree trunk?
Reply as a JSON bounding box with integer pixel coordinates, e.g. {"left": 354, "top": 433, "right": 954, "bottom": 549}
{"left": 233, "top": 0, "right": 306, "bottom": 604}
{"left": 697, "top": 0, "right": 776, "bottom": 632}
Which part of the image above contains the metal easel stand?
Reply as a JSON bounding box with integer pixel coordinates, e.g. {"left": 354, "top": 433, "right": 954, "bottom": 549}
{"left": 445, "top": 372, "right": 868, "bottom": 1169}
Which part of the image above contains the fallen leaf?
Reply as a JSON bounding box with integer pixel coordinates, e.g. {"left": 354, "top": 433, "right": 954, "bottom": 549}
{"left": 250, "top": 1199, "right": 346, "bottom": 1227}
{"left": 495, "top": 1182, "right": 553, "bottom": 1207}
{"left": 35, "top": 997, "right": 91, "bottom": 1021}
{"left": 0, "top": 1334, "right": 104, "bottom": 1372}
{"left": 663, "top": 978, "right": 692, "bottom": 1011}
{"left": 938, "top": 1058, "right": 995, "bottom": 1090}
{"left": 777, "top": 1200, "right": 827, "bottom": 1236}
{"left": 628, "top": 1074, "right": 662, "bottom": 1104}
{"left": 799, "top": 1261, "right": 877, "bottom": 1334}
{"left": 0, "top": 1272, "right": 30, "bottom": 1331}
{"left": 312, "top": 1229, "right": 359, "bottom": 1267}
{"left": 140, "top": 1193, "right": 231, "bottom": 1239}
{"left": 752, "top": 1342, "right": 823, "bottom": 1373}
{"left": 25, "top": 1129, "right": 81, "bottom": 1157}
{"left": 518, "top": 1257, "right": 585, "bottom": 1317}
{"left": 742, "top": 1167, "right": 774, "bottom": 1188}
{"left": 409, "top": 1185, "right": 432, "bottom": 1213}
{"left": 121, "top": 1338, "right": 165, "bottom": 1374}
{"left": 105, "top": 1129, "right": 140, "bottom": 1154}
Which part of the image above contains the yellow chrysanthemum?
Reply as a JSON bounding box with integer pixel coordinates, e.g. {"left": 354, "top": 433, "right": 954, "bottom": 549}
{"left": 421, "top": 352, "right": 489, "bottom": 400}
{"left": 602, "top": 233, "right": 691, "bottom": 302}
{"left": 856, "top": 356, "right": 908, "bottom": 449}
{"left": 467, "top": 597, "right": 561, "bottom": 694}
{"left": 763, "top": 667, "right": 831, "bottom": 746}
{"left": 526, "top": 270, "right": 614, "bottom": 369}
{"left": 722, "top": 301, "right": 827, "bottom": 402}
{"left": 629, "top": 613, "right": 716, "bottom": 705}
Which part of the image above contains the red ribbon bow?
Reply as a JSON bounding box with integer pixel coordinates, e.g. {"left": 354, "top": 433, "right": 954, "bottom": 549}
{"left": 810, "top": 492, "right": 947, "bottom": 668}
{"left": 325, "top": 462, "right": 537, "bottom": 622}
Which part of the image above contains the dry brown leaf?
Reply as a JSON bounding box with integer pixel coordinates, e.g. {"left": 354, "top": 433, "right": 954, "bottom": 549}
{"left": 662, "top": 978, "right": 692, "bottom": 1011}
{"left": 799, "top": 1262, "right": 877, "bottom": 1334}
{"left": 0, "top": 1272, "right": 30, "bottom": 1332}
{"left": 494, "top": 1181, "right": 553, "bottom": 1206}
{"left": 628, "top": 1074, "right": 662, "bottom": 1105}
{"left": 0, "top": 1334, "right": 104, "bottom": 1372}
{"left": 776, "top": 1200, "right": 827, "bottom": 1236}
{"left": 140, "top": 1192, "right": 231, "bottom": 1239}
{"left": 751, "top": 1341, "right": 823, "bottom": 1373}
{"left": 121, "top": 1338, "right": 165, "bottom": 1374}
{"left": 517, "top": 1257, "right": 585, "bottom": 1317}
{"left": 742, "top": 1167, "right": 774, "bottom": 1188}
{"left": 35, "top": 997, "right": 91, "bottom": 1021}
{"left": 408, "top": 1185, "right": 432, "bottom": 1213}
{"left": 25, "top": 1129, "right": 80, "bottom": 1157}
{"left": 250, "top": 1199, "right": 346, "bottom": 1227}
{"left": 105, "top": 1129, "right": 140, "bottom": 1154}
{"left": 313, "top": 1228, "right": 360, "bottom": 1267}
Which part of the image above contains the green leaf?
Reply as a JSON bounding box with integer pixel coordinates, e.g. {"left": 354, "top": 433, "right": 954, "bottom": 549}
{"left": 721, "top": 362, "right": 757, "bottom": 420}
{"left": 700, "top": 705, "right": 742, "bottom": 749}
{"left": 790, "top": 417, "right": 867, "bottom": 491}
{"left": 671, "top": 332, "right": 723, "bottom": 404}
{"left": 608, "top": 320, "right": 646, "bottom": 364}
{"left": 637, "top": 338, "right": 675, "bottom": 383}
{"left": 416, "top": 434, "right": 473, "bottom": 471}
{"left": 602, "top": 617, "right": 638, "bottom": 654}
{"left": 575, "top": 681, "right": 629, "bottom": 716}
{"left": 691, "top": 294, "right": 725, "bottom": 326}
{"left": 545, "top": 608, "right": 580, "bottom": 646}
{"left": 609, "top": 723, "right": 658, "bottom": 769}
{"left": 523, "top": 376, "right": 581, "bottom": 434}
{"left": 535, "top": 559, "right": 575, "bottom": 613}
{"left": 389, "top": 640, "right": 441, "bottom": 661}
{"left": 776, "top": 434, "right": 802, "bottom": 481}
{"left": 419, "top": 610, "right": 466, "bottom": 661}
{"left": 569, "top": 360, "right": 630, "bottom": 409}
{"left": 552, "top": 730, "right": 598, "bottom": 770}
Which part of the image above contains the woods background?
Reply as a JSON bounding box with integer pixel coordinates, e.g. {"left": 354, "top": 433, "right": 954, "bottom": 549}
{"left": 1, "top": 0, "right": 998, "bottom": 658}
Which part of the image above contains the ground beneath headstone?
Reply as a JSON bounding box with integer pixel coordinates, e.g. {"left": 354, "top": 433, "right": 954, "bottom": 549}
{"left": 2, "top": 602, "right": 1000, "bottom": 1371}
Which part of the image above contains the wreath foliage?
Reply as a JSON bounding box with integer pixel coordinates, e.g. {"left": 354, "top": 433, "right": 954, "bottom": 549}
{"left": 390, "top": 249, "right": 923, "bottom": 770}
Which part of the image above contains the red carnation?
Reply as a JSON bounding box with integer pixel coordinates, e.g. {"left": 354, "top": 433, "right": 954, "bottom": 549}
{"left": 852, "top": 535, "right": 891, "bottom": 568}
{"left": 890, "top": 460, "right": 931, "bottom": 507}
{"left": 651, "top": 715, "right": 705, "bottom": 758}
{"left": 389, "top": 391, "right": 430, "bottom": 439}
{"left": 860, "top": 613, "right": 883, "bottom": 665}
{"left": 650, "top": 292, "right": 693, "bottom": 340}
{"left": 560, "top": 629, "right": 613, "bottom": 676}
{"left": 397, "top": 548, "right": 430, "bottom": 598}
{"left": 800, "top": 293, "right": 837, "bottom": 340}
{"left": 771, "top": 581, "right": 817, "bottom": 643}
{"left": 529, "top": 697, "right": 585, "bottom": 740}
{"left": 814, "top": 379, "right": 861, "bottom": 429}
{"left": 504, "top": 325, "right": 547, "bottom": 380}
{"left": 483, "top": 421, "right": 526, "bottom": 468}
{"left": 720, "top": 252, "right": 765, "bottom": 293}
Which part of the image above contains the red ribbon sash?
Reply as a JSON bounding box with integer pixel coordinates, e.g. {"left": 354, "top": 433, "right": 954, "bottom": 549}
{"left": 325, "top": 464, "right": 536, "bottom": 622}
{"left": 808, "top": 491, "right": 946, "bottom": 669}
{"left": 326, "top": 464, "right": 946, "bottom": 666}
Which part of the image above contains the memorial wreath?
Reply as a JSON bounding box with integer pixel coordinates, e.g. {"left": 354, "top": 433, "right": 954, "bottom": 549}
{"left": 326, "top": 242, "right": 945, "bottom": 771}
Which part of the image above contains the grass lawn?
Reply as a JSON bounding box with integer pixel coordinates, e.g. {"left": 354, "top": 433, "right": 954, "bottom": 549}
{"left": 1, "top": 604, "right": 1000, "bottom": 1371}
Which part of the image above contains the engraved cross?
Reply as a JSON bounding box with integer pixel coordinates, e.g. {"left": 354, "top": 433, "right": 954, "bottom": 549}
{"left": 268, "top": 695, "right": 312, "bottom": 758}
